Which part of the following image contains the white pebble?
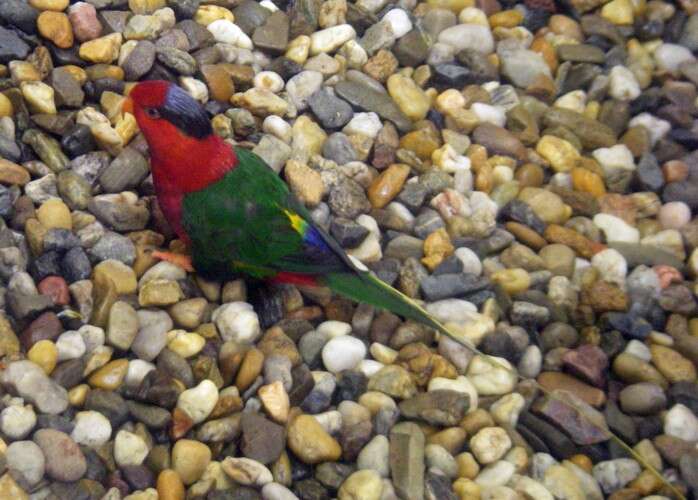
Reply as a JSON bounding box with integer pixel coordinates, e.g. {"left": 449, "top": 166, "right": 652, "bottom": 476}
{"left": 471, "top": 102, "right": 506, "bottom": 127}
{"left": 322, "top": 335, "right": 367, "bottom": 373}
{"left": 114, "top": 430, "right": 149, "bottom": 467}
{"left": 554, "top": 90, "right": 586, "bottom": 113}
{"left": 0, "top": 404, "right": 36, "bottom": 439}
{"left": 624, "top": 340, "right": 651, "bottom": 361}
{"left": 593, "top": 213, "right": 640, "bottom": 243}
{"left": 357, "top": 359, "right": 384, "bottom": 377}
{"left": 177, "top": 379, "right": 219, "bottom": 424}
{"left": 207, "top": 19, "right": 243, "bottom": 44}
{"left": 125, "top": 359, "right": 156, "bottom": 388}
{"left": 347, "top": 214, "right": 382, "bottom": 263}
{"left": 470, "top": 427, "right": 512, "bottom": 465}
{"left": 591, "top": 248, "right": 627, "bottom": 288}
{"left": 259, "top": 0, "right": 278, "bottom": 11}
{"left": 654, "top": 43, "right": 696, "bottom": 73}
{"left": 179, "top": 76, "right": 209, "bottom": 102}
{"left": 310, "top": 24, "right": 356, "bottom": 55}
{"left": 608, "top": 65, "right": 640, "bottom": 101}
{"left": 261, "top": 483, "right": 298, "bottom": 500}
{"left": 426, "top": 299, "right": 477, "bottom": 324}
{"left": 343, "top": 112, "right": 382, "bottom": 138}
{"left": 455, "top": 247, "right": 482, "bottom": 275}
{"left": 664, "top": 403, "right": 698, "bottom": 441}
{"left": 213, "top": 302, "right": 261, "bottom": 344}
{"left": 285, "top": 70, "right": 323, "bottom": 111}
{"left": 628, "top": 113, "right": 671, "bottom": 146}
{"left": 659, "top": 201, "right": 691, "bottom": 229}
{"left": 467, "top": 355, "right": 517, "bottom": 395}
{"left": 592, "top": 144, "right": 635, "bottom": 174}
{"left": 476, "top": 461, "right": 517, "bottom": 489}
{"left": 55, "top": 330, "right": 87, "bottom": 361}
{"left": 317, "top": 320, "right": 352, "bottom": 338}
{"left": 263, "top": 115, "right": 292, "bottom": 143}
{"left": 438, "top": 24, "right": 494, "bottom": 53}
{"left": 254, "top": 71, "right": 285, "bottom": 93}
{"left": 382, "top": 9, "right": 412, "bottom": 38}
{"left": 71, "top": 411, "right": 112, "bottom": 447}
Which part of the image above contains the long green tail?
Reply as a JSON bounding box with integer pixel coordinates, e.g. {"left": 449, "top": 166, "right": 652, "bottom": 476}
{"left": 322, "top": 270, "right": 686, "bottom": 500}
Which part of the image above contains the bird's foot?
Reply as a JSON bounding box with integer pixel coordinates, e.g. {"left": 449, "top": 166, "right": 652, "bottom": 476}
{"left": 151, "top": 250, "right": 194, "bottom": 272}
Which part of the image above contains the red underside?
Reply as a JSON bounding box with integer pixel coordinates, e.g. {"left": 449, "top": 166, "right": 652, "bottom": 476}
{"left": 271, "top": 272, "right": 319, "bottom": 287}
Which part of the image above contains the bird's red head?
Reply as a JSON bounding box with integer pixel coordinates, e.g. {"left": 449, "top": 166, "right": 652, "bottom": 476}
{"left": 123, "top": 80, "right": 236, "bottom": 193}
{"left": 124, "top": 80, "right": 214, "bottom": 152}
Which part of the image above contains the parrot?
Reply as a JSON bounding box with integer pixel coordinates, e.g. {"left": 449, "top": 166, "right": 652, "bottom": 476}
{"left": 123, "top": 80, "right": 452, "bottom": 337}
{"left": 122, "top": 82, "right": 685, "bottom": 497}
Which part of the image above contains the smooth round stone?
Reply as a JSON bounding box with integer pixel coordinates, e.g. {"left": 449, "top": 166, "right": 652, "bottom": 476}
{"left": 6, "top": 441, "right": 45, "bottom": 487}
{"left": 321, "top": 335, "right": 366, "bottom": 373}
{"left": 592, "top": 459, "right": 641, "bottom": 495}
{"left": 56, "top": 330, "right": 86, "bottom": 361}
{"left": 212, "top": 302, "right": 261, "bottom": 344}
{"left": 172, "top": 439, "right": 212, "bottom": 485}
{"left": 33, "top": 429, "right": 86, "bottom": 482}
{"left": 71, "top": 410, "right": 112, "bottom": 447}
{"left": 658, "top": 201, "right": 691, "bottom": 229}
{"left": 125, "top": 359, "right": 155, "bottom": 388}
{"left": 157, "top": 469, "right": 185, "bottom": 500}
{"left": 618, "top": 383, "right": 666, "bottom": 415}
{"left": 114, "top": 430, "right": 149, "bottom": 467}
{"left": 438, "top": 24, "right": 493, "bottom": 53}
{"left": 357, "top": 435, "right": 389, "bottom": 477}
{"left": 591, "top": 248, "right": 627, "bottom": 287}
{"left": 338, "top": 470, "right": 383, "bottom": 500}
{"left": 176, "top": 379, "right": 219, "bottom": 424}
{"left": 287, "top": 414, "right": 342, "bottom": 464}
{"left": 469, "top": 427, "right": 512, "bottom": 465}
{"left": 664, "top": 404, "right": 698, "bottom": 442}
{"left": 1, "top": 404, "right": 36, "bottom": 439}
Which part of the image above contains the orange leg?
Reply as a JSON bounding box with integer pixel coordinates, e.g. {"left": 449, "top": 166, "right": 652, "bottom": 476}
{"left": 151, "top": 250, "right": 194, "bottom": 273}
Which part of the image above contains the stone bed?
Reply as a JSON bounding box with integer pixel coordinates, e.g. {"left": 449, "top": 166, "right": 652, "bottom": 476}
{"left": 0, "top": 0, "right": 697, "bottom": 498}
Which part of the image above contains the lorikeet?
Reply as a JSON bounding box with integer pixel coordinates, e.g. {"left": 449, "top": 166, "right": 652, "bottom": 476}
{"left": 124, "top": 80, "right": 456, "bottom": 335}
{"left": 122, "top": 82, "right": 686, "bottom": 496}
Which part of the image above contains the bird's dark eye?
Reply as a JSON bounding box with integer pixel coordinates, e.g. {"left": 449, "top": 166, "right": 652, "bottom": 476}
{"left": 144, "top": 107, "right": 160, "bottom": 119}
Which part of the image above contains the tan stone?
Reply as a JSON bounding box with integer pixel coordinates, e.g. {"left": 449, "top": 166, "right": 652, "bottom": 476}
{"left": 37, "top": 11, "right": 73, "bottom": 48}
{"left": 287, "top": 414, "right": 342, "bottom": 464}
{"left": 367, "top": 163, "right": 410, "bottom": 209}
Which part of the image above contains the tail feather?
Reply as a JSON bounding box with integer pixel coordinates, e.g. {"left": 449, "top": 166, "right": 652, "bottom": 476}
{"left": 321, "top": 270, "right": 686, "bottom": 500}
{"left": 322, "top": 271, "right": 443, "bottom": 330}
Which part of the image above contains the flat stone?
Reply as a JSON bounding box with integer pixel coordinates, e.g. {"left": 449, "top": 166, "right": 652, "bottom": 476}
{"left": 335, "top": 80, "right": 412, "bottom": 132}
{"left": 390, "top": 422, "right": 425, "bottom": 500}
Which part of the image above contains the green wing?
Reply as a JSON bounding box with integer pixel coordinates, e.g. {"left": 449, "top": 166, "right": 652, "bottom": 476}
{"left": 182, "top": 147, "right": 348, "bottom": 279}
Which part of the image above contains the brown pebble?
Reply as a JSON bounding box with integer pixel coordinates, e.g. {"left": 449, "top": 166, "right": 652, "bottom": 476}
{"left": 663, "top": 160, "right": 689, "bottom": 183}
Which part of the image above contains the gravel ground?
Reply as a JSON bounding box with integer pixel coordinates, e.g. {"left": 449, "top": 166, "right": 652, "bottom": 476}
{"left": 0, "top": 0, "right": 697, "bottom": 498}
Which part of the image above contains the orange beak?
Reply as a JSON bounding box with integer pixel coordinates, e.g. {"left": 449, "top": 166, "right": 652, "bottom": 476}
{"left": 122, "top": 96, "right": 134, "bottom": 115}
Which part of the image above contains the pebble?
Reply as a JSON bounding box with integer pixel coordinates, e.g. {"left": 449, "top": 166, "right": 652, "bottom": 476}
{"left": 338, "top": 470, "right": 383, "bottom": 500}
{"left": 6, "top": 440, "right": 45, "bottom": 487}
{"left": 34, "top": 429, "right": 86, "bottom": 482}
{"left": 664, "top": 403, "right": 698, "bottom": 442}
{"left": 1, "top": 404, "right": 36, "bottom": 439}
{"left": 213, "top": 302, "right": 261, "bottom": 343}
{"left": 322, "top": 335, "right": 366, "bottom": 373}
{"left": 177, "top": 379, "right": 219, "bottom": 424}
{"left": 70, "top": 410, "right": 112, "bottom": 447}
{"left": 287, "top": 414, "right": 342, "bottom": 464}
{"left": 172, "top": 439, "right": 211, "bottom": 485}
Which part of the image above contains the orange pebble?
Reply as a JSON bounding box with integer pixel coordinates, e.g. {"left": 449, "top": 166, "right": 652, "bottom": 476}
{"left": 571, "top": 167, "right": 606, "bottom": 197}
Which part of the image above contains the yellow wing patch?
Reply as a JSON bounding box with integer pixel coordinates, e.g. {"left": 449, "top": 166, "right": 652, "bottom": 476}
{"left": 283, "top": 209, "right": 308, "bottom": 235}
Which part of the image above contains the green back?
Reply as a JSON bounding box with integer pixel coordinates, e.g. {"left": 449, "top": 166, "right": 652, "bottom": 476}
{"left": 182, "top": 147, "right": 345, "bottom": 279}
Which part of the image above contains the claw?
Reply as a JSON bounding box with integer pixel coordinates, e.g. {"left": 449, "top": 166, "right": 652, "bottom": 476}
{"left": 152, "top": 250, "right": 194, "bottom": 272}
